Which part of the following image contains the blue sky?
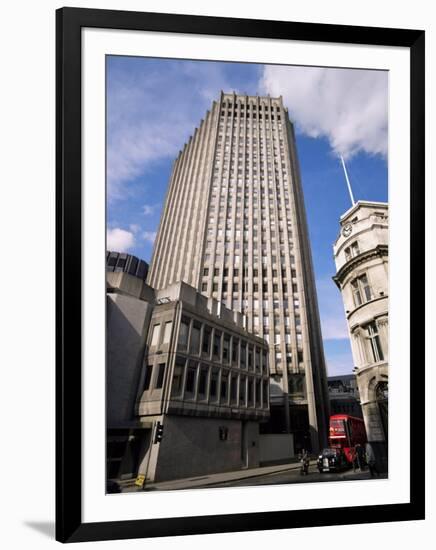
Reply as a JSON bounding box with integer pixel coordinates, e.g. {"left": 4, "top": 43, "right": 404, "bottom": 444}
{"left": 107, "top": 56, "right": 388, "bottom": 376}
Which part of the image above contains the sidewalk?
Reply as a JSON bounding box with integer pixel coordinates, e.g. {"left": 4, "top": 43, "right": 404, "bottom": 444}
{"left": 122, "top": 459, "right": 315, "bottom": 492}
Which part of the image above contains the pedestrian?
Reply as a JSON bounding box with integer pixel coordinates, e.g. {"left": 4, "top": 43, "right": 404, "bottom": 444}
{"left": 300, "top": 449, "right": 310, "bottom": 476}
{"left": 355, "top": 443, "right": 365, "bottom": 471}
{"left": 350, "top": 447, "right": 357, "bottom": 472}
{"left": 365, "top": 442, "right": 379, "bottom": 477}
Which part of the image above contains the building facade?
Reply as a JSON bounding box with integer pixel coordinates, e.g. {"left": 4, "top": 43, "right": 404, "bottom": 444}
{"left": 148, "top": 92, "right": 329, "bottom": 454}
{"left": 106, "top": 250, "right": 149, "bottom": 280}
{"left": 136, "top": 282, "right": 270, "bottom": 483}
{"left": 327, "top": 374, "right": 362, "bottom": 418}
{"left": 106, "top": 264, "right": 270, "bottom": 485}
{"left": 333, "top": 201, "right": 388, "bottom": 471}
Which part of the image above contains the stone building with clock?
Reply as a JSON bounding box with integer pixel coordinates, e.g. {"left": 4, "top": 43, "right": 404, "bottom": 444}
{"left": 333, "top": 200, "right": 388, "bottom": 472}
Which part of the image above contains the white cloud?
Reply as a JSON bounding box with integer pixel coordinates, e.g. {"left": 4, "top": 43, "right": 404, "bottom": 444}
{"left": 129, "top": 223, "right": 141, "bottom": 234}
{"left": 143, "top": 203, "right": 160, "bottom": 216}
{"left": 260, "top": 66, "right": 388, "bottom": 159}
{"left": 316, "top": 278, "right": 350, "bottom": 340}
{"left": 107, "top": 60, "right": 233, "bottom": 201}
{"left": 143, "top": 231, "right": 157, "bottom": 244}
{"left": 107, "top": 227, "right": 135, "bottom": 252}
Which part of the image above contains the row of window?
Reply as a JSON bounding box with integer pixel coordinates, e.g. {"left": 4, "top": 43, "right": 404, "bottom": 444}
{"left": 203, "top": 283, "right": 296, "bottom": 295}
{"left": 202, "top": 267, "right": 296, "bottom": 278}
{"left": 178, "top": 316, "right": 268, "bottom": 373}
{"left": 221, "top": 101, "right": 281, "bottom": 112}
{"left": 171, "top": 356, "right": 269, "bottom": 409}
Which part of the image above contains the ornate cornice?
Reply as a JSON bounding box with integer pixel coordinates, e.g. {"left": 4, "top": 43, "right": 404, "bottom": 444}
{"left": 333, "top": 244, "right": 388, "bottom": 288}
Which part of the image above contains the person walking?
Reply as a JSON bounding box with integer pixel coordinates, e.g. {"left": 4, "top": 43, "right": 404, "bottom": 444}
{"left": 355, "top": 443, "right": 365, "bottom": 471}
{"left": 365, "top": 442, "right": 379, "bottom": 477}
{"left": 350, "top": 447, "right": 358, "bottom": 472}
{"left": 300, "top": 449, "right": 310, "bottom": 476}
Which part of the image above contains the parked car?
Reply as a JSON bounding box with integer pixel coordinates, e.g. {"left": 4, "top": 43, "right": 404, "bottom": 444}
{"left": 317, "top": 447, "right": 349, "bottom": 473}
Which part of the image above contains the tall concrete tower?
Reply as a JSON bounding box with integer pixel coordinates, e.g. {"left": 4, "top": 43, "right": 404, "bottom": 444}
{"left": 333, "top": 201, "right": 389, "bottom": 471}
{"left": 148, "top": 92, "right": 329, "bottom": 453}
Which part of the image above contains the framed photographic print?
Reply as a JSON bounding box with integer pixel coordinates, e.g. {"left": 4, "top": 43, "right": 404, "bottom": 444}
{"left": 56, "top": 7, "right": 425, "bottom": 543}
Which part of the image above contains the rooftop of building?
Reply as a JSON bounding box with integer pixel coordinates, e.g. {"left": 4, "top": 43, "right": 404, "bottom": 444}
{"left": 339, "top": 200, "right": 388, "bottom": 223}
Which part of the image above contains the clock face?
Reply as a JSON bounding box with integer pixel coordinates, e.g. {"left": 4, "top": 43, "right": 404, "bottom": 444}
{"left": 342, "top": 223, "right": 352, "bottom": 237}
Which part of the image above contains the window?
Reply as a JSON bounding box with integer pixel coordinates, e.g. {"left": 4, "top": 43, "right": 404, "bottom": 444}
{"left": 248, "top": 345, "right": 253, "bottom": 370}
{"left": 185, "top": 362, "right": 198, "bottom": 394}
{"left": 213, "top": 330, "right": 222, "bottom": 359}
{"left": 289, "top": 374, "right": 304, "bottom": 395}
{"left": 255, "top": 348, "right": 261, "bottom": 371}
{"left": 155, "top": 363, "right": 165, "bottom": 389}
{"left": 365, "top": 321, "right": 384, "bottom": 362}
{"left": 150, "top": 324, "right": 160, "bottom": 347}
{"left": 162, "top": 321, "right": 172, "bottom": 344}
{"left": 239, "top": 376, "right": 246, "bottom": 405}
{"left": 210, "top": 369, "right": 219, "bottom": 400}
{"left": 171, "top": 357, "right": 185, "bottom": 396}
{"left": 198, "top": 366, "right": 209, "bottom": 398}
{"left": 240, "top": 341, "right": 246, "bottom": 368}
{"left": 345, "top": 241, "right": 360, "bottom": 261}
{"left": 262, "top": 350, "right": 268, "bottom": 373}
{"left": 256, "top": 379, "right": 261, "bottom": 406}
{"left": 178, "top": 317, "right": 190, "bottom": 349}
{"left": 220, "top": 371, "right": 229, "bottom": 400}
{"left": 223, "top": 334, "right": 231, "bottom": 363}
{"left": 232, "top": 338, "right": 239, "bottom": 364}
{"left": 190, "top": 321, "right": 201, "bottom": 354}
{"left": 248, "top": 379, "right": 254, "bottom": 406}
{"left": 201, "top": 282, "right": 207, "bottom": 292}
{"left": 143, "top": 365, "right": 153, "bottom": 391}
{"left": 202, "top": 326, "right": 211, "bottom": 355}
{"left": 230, "top": 375, "right": 238, "bottom": 403}
{"left": 351, "top": 273, "right": 372, "bottom": 307}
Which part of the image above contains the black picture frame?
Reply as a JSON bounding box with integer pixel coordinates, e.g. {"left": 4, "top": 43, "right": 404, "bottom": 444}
{"left": 56, "top": 7, "right": 425, "bottom": 543}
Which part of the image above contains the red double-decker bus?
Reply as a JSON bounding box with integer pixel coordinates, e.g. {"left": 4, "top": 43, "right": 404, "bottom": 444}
{"left": 329, "top": 414, "right": 367, "bottom": 464}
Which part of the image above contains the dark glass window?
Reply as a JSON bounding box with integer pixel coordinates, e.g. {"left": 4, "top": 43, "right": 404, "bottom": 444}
{"left": 240, "top": 341, "right": 246, "bottom": 368}
{"left": 213, "top": 331, "right": 222, "bottom": 359}
{"left": 202, "top": 326, "right": 211, "bottom": 354}
{"left": 239, "top": 376, "right": 246, "bottom": 405}
{"left": 171, "top": 357, "right": 185, "bottom": 396}
{"left": 143, "top": 365, "right": 153, "bottom": 391}
{"left": 185, "top": 363, "right": 197, "bottom": 394}
{"left": 232, "top": 338, "right": 239, "bottom": 364}
{"left": 255, "top": 349, "right": 260, "bottom": 371}
{"left": 155, "top": 363, "right": 165, "bottom": 389}
{"left": 178, "top": 317, "right": 190, "bottom": 349}
{"left": 210, "top": 369, "right": 219, "bottom": 399}
{"left": 198, "top": 366, "right": 209, "bottom": 397}
{"left": 223, "top": 334, "right": 230, "bottom": 363}
{"left": 248, "top": 379, "right": 254, "bottom": 405}
{"left": 230, "top": 375, "right": 238, "bottom": 403}
{"left": 248, "top": 345, "right": 253, "bottom": 370}
{"left": 220, "top": 371, "right": 229, "bottom": 400}
{"left": 190, "top": 321, "right": 201, "bottom": 354}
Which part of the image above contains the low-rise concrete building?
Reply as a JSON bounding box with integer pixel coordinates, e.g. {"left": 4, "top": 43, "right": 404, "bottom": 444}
{"left": 137, "top": 282, "right": 269, "bottom": 483}
{"left": 106, "top": 261, "right": 270, "bottom": 485}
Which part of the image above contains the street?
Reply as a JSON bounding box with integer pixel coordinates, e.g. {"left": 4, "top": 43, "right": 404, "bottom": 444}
{"left": 202, "top": 465, "right": 386, "bottom": 488}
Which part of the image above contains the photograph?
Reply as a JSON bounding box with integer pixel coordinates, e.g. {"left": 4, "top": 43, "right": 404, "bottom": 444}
{"left": 105, "top": 56, "right": 389, "bottom": 493}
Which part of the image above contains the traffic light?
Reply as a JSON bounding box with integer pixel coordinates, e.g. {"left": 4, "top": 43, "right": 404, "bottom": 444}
{"left": 154, "top": 421, "right": 164, "bottom": 444}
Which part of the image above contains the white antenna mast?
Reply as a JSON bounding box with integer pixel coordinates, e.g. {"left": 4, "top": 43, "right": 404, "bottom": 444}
{"left": 340, "top": 155, "right": 356, "bottom": 206}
